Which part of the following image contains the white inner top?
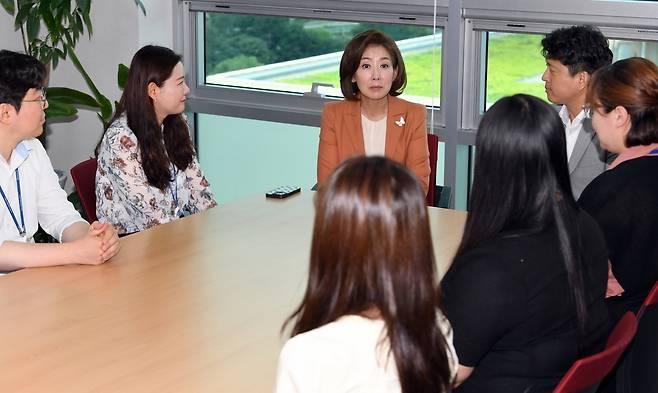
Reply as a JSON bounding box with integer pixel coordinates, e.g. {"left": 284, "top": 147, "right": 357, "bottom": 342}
{"left": 361, "top": 115, "right": 387, "bottom": 156}
{"left": 559, "top": 106, "right": 587, "bottom": 161}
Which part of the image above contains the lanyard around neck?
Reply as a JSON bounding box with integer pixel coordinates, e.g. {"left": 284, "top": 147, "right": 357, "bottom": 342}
{"left": 0, "top": 168, "right": 26, "bottom": 236}
{"left": 169, "top": 166, "right": 179, "bottom": 216}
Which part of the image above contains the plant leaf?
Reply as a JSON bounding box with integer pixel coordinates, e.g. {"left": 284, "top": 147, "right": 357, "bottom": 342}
{"left": 45, "top": 100, "right": 78, "bottom": 119}
{"left": 42, "top": 46, "right": 53, "bottom": 66}
{"left": 75, "top": 12, "right": 83, "bottom": 36}
{"left": 81, "top": 10, "right": 92, "bottom": 36}
{"left": 14, "top": 2, "right": 31, "bottom": 28}
{"left": 46, "top": 87, "right": 101, "bottom": 108}
{"left": 98, "top": 95, "right": 113, "bottom": 122}
{"left": 54, "top": 47, "right": 66, "bottom": 59}
{"left": 26, "top": 12, "right": 41, "bottom": 43}
{"left": 40, "top": 4, "right": 59, "bottom": 34}
{"left": 63, "top": 43, "right": 111, "bottom": 119}
{"left": 117, "top": 64, "right": 129, "bottom": 89}
{"left": 59, "top": 0, "right": 70, "bottom": 19}
{"left": 76, "top": 0, "right": 90, "bottom": 15}
{"left": 0, "top": 0, "right": 15, "bottom": 15}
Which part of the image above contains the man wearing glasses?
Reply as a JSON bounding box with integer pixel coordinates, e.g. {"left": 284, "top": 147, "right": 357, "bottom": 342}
{"left": 0, "top": 50, "right": 119, "bottom": 271}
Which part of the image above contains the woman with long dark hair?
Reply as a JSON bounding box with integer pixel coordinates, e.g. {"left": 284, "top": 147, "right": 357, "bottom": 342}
{"left": 96, "top": 45, "right": 216, "bottom": 235}
{"left": 441, "top": 94, "right": 609, "bottom": 392}
{"left": 275, "top": 156, "right": 455, "bottom": 393}
{"left": 580, "top": 57, "right": 658, "bottom": 322}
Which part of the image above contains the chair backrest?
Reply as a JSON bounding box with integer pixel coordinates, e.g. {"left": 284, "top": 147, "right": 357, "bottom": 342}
{"left": 639, "top": 280, "right": 658, "bottom": 317}
{"left": 427, "top": 133, "right": 439, "bottom": 206}
{"left": 616, "top": 303, "right": 658, "bottom": 393}
{"left": 553, "top": 312, "right": 638, "bottom": 393}
{"left": 70, "top": 158, "right": 98, "bottom": 223}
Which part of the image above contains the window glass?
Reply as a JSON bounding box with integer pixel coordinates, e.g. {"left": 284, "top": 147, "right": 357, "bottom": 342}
{"left": 482, "top": 31, "right": 658, "bottom": 110}
{"left": 483, "top": 32, "right": 546, "bottom": 110}
{"left": 196, "top": 114, "right": 319, "bottom": 204}
{"left": 196, "top": 114, "right": 447, "bottom": 205}
{"left": 202, "top": 13, "right": 442, "bottom": 106}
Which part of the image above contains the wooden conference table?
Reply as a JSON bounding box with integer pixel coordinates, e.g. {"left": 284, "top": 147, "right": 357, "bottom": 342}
{"left": 0, "top": 191, "right": 466, "bottom": 393}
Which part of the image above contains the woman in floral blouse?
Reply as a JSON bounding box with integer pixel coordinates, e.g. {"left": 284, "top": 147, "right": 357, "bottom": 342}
{"left": 96, "top": 45, "right": 216, "bottom": 235}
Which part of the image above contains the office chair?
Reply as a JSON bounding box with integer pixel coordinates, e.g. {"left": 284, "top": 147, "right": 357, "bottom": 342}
{"left": 70, "top": 157, "right": 98, "bottom": 223}
{"left": 553, "top": 311, "right": 637, "bottom": 393}
{"left": 616, "top": 280, "right": 658, "bottom": 393}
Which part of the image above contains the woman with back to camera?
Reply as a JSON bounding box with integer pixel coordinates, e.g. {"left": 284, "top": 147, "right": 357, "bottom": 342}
{"left": 96, "top": 45, "right": 216, "bottom": 235}
{"left": 579, "top": 57, "right": 658, "bottom": 323}
{"left": 317, "top": 29, "right": 431, "bottom": 196}
{"left": 441, "top": 95, "right": 609, "bottom": 392}
{"left": 275, "top": 156, "right": 456, "bottom": 393}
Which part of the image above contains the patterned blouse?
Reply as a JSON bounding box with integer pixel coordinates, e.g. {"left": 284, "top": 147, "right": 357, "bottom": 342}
{"left": 96, "top": 115, "right": 217, "bottom": 234}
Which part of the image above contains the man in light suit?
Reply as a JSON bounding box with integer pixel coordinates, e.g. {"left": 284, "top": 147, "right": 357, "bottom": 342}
{"left": 541, "top": 25, "right": 616, "bottom": 199}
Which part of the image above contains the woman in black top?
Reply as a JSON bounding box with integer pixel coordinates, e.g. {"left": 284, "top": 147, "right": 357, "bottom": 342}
{"left": 579, "top": 57, "right": 658, "bottom": 322}
{"left": 442, "top": 94, "right": 609, "bottom": 393}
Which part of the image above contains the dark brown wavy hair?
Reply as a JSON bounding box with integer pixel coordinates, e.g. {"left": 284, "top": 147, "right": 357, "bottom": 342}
{"left": 101, "top": 45, "right": 194, "bottom": 190}
{"left": 284, "top": 156, "right": 453, "bottom": 393}
{"left": 339, "top": 29, "right": 407, "bottom": 100}
{"left": 587, "top": 57, "right": 658, "bottom": 147}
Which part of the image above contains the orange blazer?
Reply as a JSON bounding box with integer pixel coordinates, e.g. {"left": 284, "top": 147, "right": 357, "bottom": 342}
{"left": 317, "top": 95, "right": 431, "bottom": 195}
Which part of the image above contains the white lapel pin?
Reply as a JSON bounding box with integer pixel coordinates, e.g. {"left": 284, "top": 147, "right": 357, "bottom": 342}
{"left": 395, "top": 116, "right": 405, "bottom": 127}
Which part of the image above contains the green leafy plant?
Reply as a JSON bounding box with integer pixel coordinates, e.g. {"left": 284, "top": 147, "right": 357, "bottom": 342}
{"left": 0, "top": 0, "right": 143, "bottom": 126}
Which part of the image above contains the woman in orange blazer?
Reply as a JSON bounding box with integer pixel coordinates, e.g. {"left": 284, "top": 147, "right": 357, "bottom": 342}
{"left": 317, "top": 29, "right": 431, "bottom": 196}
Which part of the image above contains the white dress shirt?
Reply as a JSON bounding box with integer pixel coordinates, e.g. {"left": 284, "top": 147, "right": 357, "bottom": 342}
{"left": 0, "top": 139, "right": 84, "bottom": 247}
{"left": 361, "top": 115, "right": 387, "bottom": 156}
{"left": 559, "top": 106, "right": 587, "bottom": 161}
{"left": 274, "top": 314, "right": 457, "bottom": 393}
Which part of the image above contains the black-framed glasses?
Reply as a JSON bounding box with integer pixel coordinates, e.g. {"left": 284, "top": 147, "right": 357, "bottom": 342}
{"left": 22, "top": 90, "right": 48, "bottom": 109}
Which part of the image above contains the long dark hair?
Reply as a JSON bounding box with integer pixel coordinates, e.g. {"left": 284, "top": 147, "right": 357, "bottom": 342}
{"left": 456, "top": 94, "right": 588, "bottom": 329}
{"left": 101, "top": 45, "right": 194, "bottom": 190}
{"left": 284, "top": 156, "right": 453, "bottom": 393}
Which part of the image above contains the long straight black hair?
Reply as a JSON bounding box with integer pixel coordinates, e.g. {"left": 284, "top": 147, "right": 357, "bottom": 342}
{"left": 456, "top": 94, "right": 588, "bottom": 329}
{"left": 101, "top": 45, "right": 194, "bottom": 190}
{"left": 284, "top": 156, "right": 453, "bottom": 393}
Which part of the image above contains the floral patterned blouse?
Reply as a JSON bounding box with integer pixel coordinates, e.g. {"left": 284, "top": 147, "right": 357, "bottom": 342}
{"left": 96, "top": 115, "right": 217, "bottom": 234}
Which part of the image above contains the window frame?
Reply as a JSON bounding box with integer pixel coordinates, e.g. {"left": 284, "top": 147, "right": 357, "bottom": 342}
{"left": 461, "top": 18, "right": 658, "bottom": 133}
{"left": 180, "top": 1, "right": 449, "bottom": 130}
{"left": 173, "top": 0, "right": 658, "bottom": 210}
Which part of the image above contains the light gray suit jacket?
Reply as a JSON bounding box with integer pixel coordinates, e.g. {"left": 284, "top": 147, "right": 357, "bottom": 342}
{"left": 568, "top": 118, "right": 615, "bottom": 199}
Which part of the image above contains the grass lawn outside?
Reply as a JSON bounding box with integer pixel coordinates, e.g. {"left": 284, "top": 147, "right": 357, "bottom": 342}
{"left": 275, "top": 33, "right": 548, "bottom": 107}
{"left": 485, "top": 32, "right": 548, "bottom": 107}
{"left": 276, "top": 49, "right": 442, "bottom": 97}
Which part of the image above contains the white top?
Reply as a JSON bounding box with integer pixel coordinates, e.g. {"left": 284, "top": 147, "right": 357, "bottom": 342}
{"left": 361, "top": 115, "right": 387, "bottom": 156}
{"left": 0, "top": 139, "right": 84, "bottom": 247}
{"left": 559, "top": 106, "right": 587, "bottom": 161}
{"left": 274, "top": 314, "right": 457, "bottom": 393}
